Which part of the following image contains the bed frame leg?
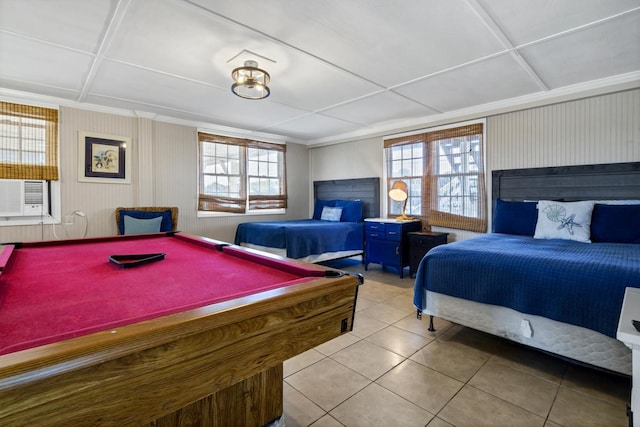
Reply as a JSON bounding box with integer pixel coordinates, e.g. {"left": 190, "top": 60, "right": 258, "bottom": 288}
{"left": 416, "top": 309, "right": 422, "bottom": 320}
{"left": 428, "top": 315, "right": 435, "bottom": 332}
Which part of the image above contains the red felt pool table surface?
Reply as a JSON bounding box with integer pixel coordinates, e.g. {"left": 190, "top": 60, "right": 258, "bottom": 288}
{"left": 0, "top": 232, "right": 326, "bottom": 355}
{"left": 0, "top": 232, "right": 359, "bottom": 426}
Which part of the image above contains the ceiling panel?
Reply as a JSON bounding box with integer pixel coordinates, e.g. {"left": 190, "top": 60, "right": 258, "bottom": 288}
{"left": 0, "top": 0, "right": 115, "bottom": 52}
{"left": 0, "top": 32, "right": 94, "bottom": 91}
{"left": 394, "top": 53, "right": 542, "bottom": 112}
{"left": 519, "top": 12, "right": 640, "bottom": 89}
{"left": 259, "top": 113, "right": 363, "bottom": 141}
{"left": 477, "top": 0, "right": 640, "bottom": 46}
{"left": 0, "top": 0, "right": 638, "bottom": 143}
{"left": 107, "top": 0, "right": 254, "bottom": 87}
{"left": 321, "top": 91, "right": 439, "bottom": 126}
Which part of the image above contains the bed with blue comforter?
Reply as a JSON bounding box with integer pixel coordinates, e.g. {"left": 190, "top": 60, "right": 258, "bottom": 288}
{"left": 235, "top": 199, "right": 365, "bottom": 261}
{"left": 413, "top": 196, "right": 640, "bottom": 374}
{"left": 414, "top": 233, "right": 640, "bottom": 339}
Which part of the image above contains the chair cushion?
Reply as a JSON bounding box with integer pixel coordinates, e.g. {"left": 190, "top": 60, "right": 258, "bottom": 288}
{"left": 118, "top": 209, "right": 173, "bottom": 234}
{"left": 123, "top": 215, "right": 163, "bottom": 234}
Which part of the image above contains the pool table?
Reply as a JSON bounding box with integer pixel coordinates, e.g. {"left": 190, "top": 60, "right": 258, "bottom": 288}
{"left": 0, "top": 232, "right": 360, "bottom": 426}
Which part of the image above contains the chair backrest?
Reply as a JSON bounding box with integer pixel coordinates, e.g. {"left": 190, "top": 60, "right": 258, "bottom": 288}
{"left": 115, "top": 207, "right": 178, "bottom": 235}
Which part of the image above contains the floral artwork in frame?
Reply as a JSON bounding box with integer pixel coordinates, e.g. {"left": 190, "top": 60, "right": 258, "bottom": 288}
{"left": 78, "top": 131, "right": 131, "bottom": 184}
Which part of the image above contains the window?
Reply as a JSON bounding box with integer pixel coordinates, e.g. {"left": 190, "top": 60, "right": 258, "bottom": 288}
{"left": 386, "top": 137, "right": 425, "bottom": 218}
{"left": 198, "top": 132, "right": 286, "bottom": 214}
{"left": 384, "top": 122, "right": 486, "bottom": 233}
{"left": 0, "top": 101, "right": 59, "bottom": 180}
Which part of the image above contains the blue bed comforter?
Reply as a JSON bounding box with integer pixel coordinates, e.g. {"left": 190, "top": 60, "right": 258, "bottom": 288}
{"left": 413, "top": 233, "right": 640, "bottom": 337}
{"left": 234, "top": 219, "right": 364, "bottom": 259}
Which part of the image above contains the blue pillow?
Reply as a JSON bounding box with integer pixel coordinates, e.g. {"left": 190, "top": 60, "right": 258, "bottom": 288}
{"left": 591, "top": 204, "right": 640, "bottom": 243}
{"left": 493, "top": 198, "right": 538, "bottom": 236}
{"left": 123, "top": 215, "right": 163, "bottom": 234}
{"left": 333, "top": 199, "right": 363, "bottom": 222}
{"left": 118, "top": 209, "right": 173, "bottom": 234}
{"left": 313, "top": 199, "right": 364, "bottom": 222}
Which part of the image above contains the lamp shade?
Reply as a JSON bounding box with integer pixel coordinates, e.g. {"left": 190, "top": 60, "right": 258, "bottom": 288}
{"left": 389, "top": 180, "right": 408, "bottom": 202}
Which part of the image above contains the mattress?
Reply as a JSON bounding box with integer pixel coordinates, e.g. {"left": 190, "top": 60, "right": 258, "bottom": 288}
{"left": 425, "top": 291, "right": 632, "bottom": 375}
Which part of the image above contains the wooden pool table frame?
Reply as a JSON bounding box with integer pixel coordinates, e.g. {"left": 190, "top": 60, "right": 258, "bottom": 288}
{"left": 0, "top": 236, "right": 360, "bottom": 426}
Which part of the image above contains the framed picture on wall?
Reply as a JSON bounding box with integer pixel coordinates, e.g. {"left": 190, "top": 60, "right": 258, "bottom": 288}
{"left": 78, "top": 131, "right": 131, "bottom": 184}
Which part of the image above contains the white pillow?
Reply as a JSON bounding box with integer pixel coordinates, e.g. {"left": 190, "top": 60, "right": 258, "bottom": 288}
{"left": 534, "top": 200, "right": 595, "bottom": 243}
{"left": 320, "top": 206, "right": 342, "bottom": 222}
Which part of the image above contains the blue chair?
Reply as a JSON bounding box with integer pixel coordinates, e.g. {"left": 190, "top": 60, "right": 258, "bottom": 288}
{"left": 115, "top": 207, "right": 178, "bottom": 235}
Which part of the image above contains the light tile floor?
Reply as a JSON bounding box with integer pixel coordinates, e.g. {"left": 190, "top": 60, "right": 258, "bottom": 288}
{"left": 282, "top": 260, "right": 632, "bottom": 427}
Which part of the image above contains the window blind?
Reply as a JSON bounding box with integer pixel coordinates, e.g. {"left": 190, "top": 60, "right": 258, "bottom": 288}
{"left": 0, "top": 101, "right": 59, "bottom": 180}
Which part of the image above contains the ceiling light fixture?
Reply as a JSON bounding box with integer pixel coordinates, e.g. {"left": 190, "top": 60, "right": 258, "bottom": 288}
{"left": 231, "top": 60, "right": 270, "bottom": 100}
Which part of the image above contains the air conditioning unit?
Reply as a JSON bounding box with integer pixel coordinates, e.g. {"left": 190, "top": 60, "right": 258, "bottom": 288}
{"left": 0, "top": 179, "right": 48, "bottom": 217}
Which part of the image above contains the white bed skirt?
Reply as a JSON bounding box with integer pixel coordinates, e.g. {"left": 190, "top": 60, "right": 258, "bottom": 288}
{"left": 238, "top": 243, "right": 362, "bottom": 264}
{"left": 424, "top": 290, "right": 632, "bottom": 375}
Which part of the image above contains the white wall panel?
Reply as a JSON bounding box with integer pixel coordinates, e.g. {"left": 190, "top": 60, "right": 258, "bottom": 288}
{"left": 487, "top": 89, "right": 639, "bottom": 172}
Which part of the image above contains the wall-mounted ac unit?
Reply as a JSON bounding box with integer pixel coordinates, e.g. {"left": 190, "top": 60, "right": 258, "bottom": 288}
{"left": 0, "top": 179, "right": 48, "bottom": 217}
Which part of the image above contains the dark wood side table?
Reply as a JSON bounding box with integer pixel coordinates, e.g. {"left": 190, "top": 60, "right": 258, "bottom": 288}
{"left": 408, "top": 231, "right": 449, "bottom": 278}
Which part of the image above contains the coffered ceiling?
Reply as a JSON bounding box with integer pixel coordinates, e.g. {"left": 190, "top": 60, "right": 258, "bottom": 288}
{"left": 0, "top": 0, "right": 638, "bottom": 144}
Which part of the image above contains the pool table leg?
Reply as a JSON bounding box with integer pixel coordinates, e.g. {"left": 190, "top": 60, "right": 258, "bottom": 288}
{"left": 143, "top": 364, "right": 283, "bottom": 427}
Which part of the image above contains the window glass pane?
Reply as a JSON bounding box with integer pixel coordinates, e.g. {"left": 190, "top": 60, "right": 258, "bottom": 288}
{"left": 0, "top": 124, "right": 20, "bottom": 138}
{"left": 389, "top": 199, "right": 403, "bottom": 216}
{"left": 390, "top": 146, "right": 402, "bottom": 161}
{"left": 228, "top": 176, "right": 241, "bottom": 193}
{"left": 390, "top": 159, "right": 403, "bottom": 177}
{"left": 202, "top": 142, "right": 216, "bottom": 156}
{"left": 22, "top": 152, "right": 44, "bottom": 164}
{"left": 401, "top": 145, "right": 412, "bottom": 159}
{"left": 214, "top": 143, "right": 227, "bottom": 157}
{"left": 248, "top": 160, "right": 258, "bottom": 175}
{"left": 258, "top": 161, "right": 267, "bottom": 176}
{"left": 23, "top": 138, "right": 45, "bottom": 152}
{"left": 227, "top": 158, "right": 240, "bottom": 174}
{"left": 0, "top": 150, "right": 20, "bottom": 162}
{"left": 411, "top": 158, "right": 422, "bottom": 176}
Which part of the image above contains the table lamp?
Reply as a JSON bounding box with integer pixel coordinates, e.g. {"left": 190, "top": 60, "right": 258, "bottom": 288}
{"left": 389, "top": 180, "right": 412, "bottom": 220}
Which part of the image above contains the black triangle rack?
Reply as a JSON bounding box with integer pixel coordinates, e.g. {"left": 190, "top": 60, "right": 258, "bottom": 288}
{"left": 109, "top": 253, "right": 166, "bottom": 268}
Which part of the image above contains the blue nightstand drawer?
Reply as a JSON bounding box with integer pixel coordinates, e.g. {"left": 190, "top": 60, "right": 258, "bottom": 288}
{"left": 385, "top": 223, "right": 402, "bottom": 241}
{"left": 366, "top": 231, "right": 385, "bottom": 240}
{"left": 364, "top": 219, "right": 421, "bottom": 278}
{"left": 365, "top": 222, "right": 385, "bottom": 233}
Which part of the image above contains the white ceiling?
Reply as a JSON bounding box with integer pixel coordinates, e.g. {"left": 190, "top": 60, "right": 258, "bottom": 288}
{"left": 0, "top": 0, "right": 639, "bottom": 144}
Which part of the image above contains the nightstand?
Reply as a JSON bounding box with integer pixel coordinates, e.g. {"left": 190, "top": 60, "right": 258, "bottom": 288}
{"left": 616, "top": 287, "right": 640, "bottom": 426}
{"left": 408, "top": 231, "right": 449, "bottom": 278}
{"left": 364, "top": 218, "right": 420, "bottom": 278}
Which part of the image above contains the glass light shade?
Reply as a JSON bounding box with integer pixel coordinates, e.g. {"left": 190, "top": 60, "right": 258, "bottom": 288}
{"left": 231, "top": 60, "right": 271, "bottom": 99}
